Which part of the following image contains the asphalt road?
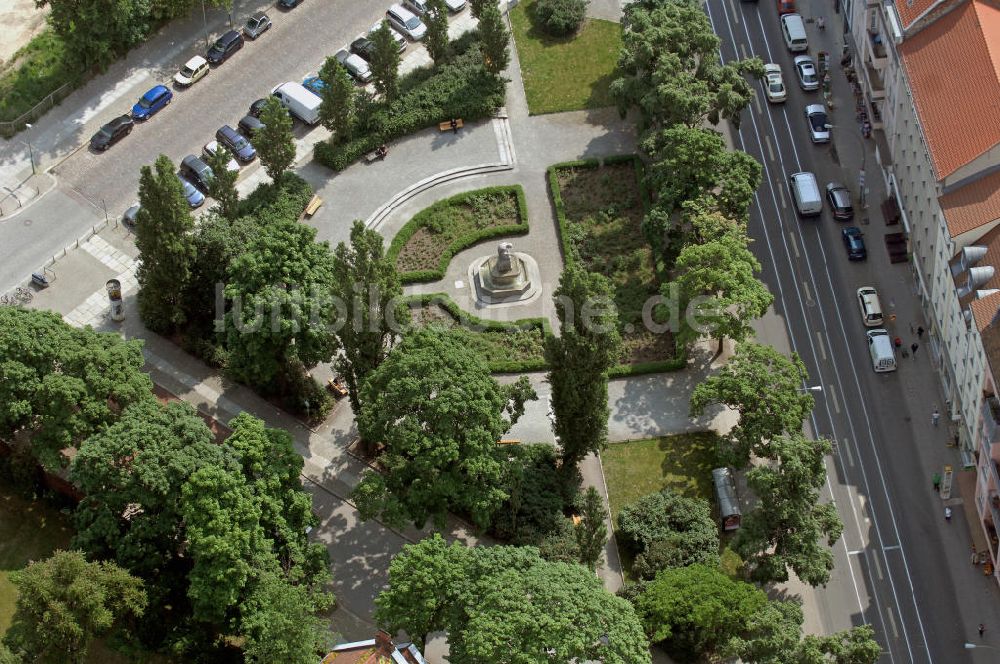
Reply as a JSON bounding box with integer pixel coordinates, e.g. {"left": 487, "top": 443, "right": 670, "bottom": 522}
{"left": 704, "top": 1, "right": 995, "bottom": 661}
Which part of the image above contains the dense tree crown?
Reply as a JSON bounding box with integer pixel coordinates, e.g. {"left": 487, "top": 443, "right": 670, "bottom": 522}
{"left": 256, "top": 97, "right": 298, "bottom": 180}
{"left": 353, "top": 327, "right": 535, "bottom": 529}
{"left": 0, "top": 308, "right": 153, "bottom": 469}
{"left": 617, "top": 489, "right": 720, "bottom": 572}
{"left": 318, "top": 57, "right": 356, "bottom": 143}
{"left": 377, "top": 536, "right": 651, "bottom": 663}
{"left": 369, "top": 21, "right": 401, "bottom": 101}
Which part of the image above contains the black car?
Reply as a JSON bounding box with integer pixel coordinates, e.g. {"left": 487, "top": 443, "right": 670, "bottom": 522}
{"left": 825, "top": 182, "right": 854, "bottom": 220}
{"left": 206, "top": 30, "right": 244, "bottom": 65}
{"left": 249, "top": 98, "right": 268, "bottom": 117}
{"left": 180, "top": 154, "right": 215, "bottom": 191}
{"left": 842, "top": 227, "right": 867, "bottom": 261}
{"left": 238, "top": 115, "right": 265, "bottom": 137}
{"left": 350, "top": 36, "right": 376, "bottom": 61}
{"left": 90, "top": 115, "right": 134, "bottom": 151}
{"left": 278, "top": 0, "right": 303, "bottom": 7}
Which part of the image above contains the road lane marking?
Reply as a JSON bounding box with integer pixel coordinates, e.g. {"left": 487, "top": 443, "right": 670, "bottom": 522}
{"left": 788, "top": 231, "right": 799, "bottom": 258}
{"left": 883, "top": 545, "right": 901, "bottom": 551}
{"left": 764, "top": 134, "right": 775, "bottom": 161}
{"left": 842, "top": 437, "right": 855, "bottom": 468}
{"left": 849, "top": 550, "right": 863, "bottom": 555}
{"left": 885, "top": 606, "right": 900, "bottom": 640}
{"left": 752, "top": 91, "right": 762, "bottom": 116}
{"left": 801, "top": 280, "right": 813, "bottom": 304}
{"left": 777, "top": 181, "right": 787, "bottom": 209}
{"left": 729, "top": 0, "right": 740, "bottom": 24}
{"left": 872, "top": 550, "right": 884, "bottom": 581}
{"left": 739, "top": 42, "right": 749, "bottom": 60}
{"left": 815, "top": 332, "right": 827, "bottom": 360}
{"left": 828, "top": 384, "right": 841, "bottom": 413}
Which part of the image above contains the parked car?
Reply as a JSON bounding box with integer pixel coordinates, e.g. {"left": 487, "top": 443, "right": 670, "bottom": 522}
{"left": 203, "top": 140, "right": 241, "bottom": 172}
{"left": 238, "top": 115, "right": 265, "bottom": 137}
{"left": 370, "top": 20, "right": 407, "bottom": 52}
{"left": 856, "top": 287, "right": 884, "bottom": 327}
{"left": 174, "top": 55, "right": 210, "bottom": 87}
{"left": 805, "top": 104, "right": 830, "bottom": 143}
{"left": 793, "top": 55, "right": 819, "bottom": 91}
{"left": 243, "top": 11, "right": 271, "bottom": 39}
{"left": 90, "top": 115, "right": 134, "bottom": 150}
{"left": 842, "top": 227, "right": 867, "bottom": 260}
{"left": 278, "top": 0, "right": 302, "bottom": 7}
{"left": 131, "top": 85, "right": 172, "bottom": 120}
{"left": 302, "top": 75, "right": 327, "bottom": 95}
{"left": 350, "top": 36, "right": 376, "bottom": 61}
{"left": 179, "top": 177, "right": 206, "bottom": 208}
{"left": 249, "top": 98, "right": 268, "bottom": 117}
{"left": 777, "top": 0, "right": 795, "bottom": 14}
{"left": 444, "top": 0, "right": 466, "bottom": 11}
{"left": 180, "top": 154, "right": 214, "bottom": 191}
{"left": 206, "top": 30, "right": 244, "bottom": 65}
{"left": 271, "top": 81, "right": 322, "bottom": 124}
{"left": 122, "top": 203, "right": 140, "bottom": 228}
{"left": 762, "top": 63, "right": 786, "bottom": 103}
{"left": 216, "top": 124, "right": 256, "bottom": 162}
{"left": 826, "top": 182, "right": 854, "bottom": 220}
{"left": 386, "top": 4, "right": 427, "bottom": 40}
{"left": 403, "top": 0, "right": 429, "bottom": 15}
{"left": 335, "top": 49, "right": 372, "bottom": 83}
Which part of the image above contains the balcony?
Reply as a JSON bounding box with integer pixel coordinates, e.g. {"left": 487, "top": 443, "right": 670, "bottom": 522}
{"left": 984, "top": 395, "right": 1000, "bottom": 445}
{"left": 864, "top": 61, "right": 886, "bottom": 98}
{"left": 868, "top": 31, "right": 888, "bottom": 69}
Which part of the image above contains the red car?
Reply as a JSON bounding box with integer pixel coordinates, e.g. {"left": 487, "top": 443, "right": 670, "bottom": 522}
{"left": 778, "top": 0, "right": 795, "bottom": 14}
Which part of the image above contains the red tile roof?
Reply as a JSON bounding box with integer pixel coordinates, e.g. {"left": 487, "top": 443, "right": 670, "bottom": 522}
{"left": 899, "top": 0, "right": 1000, "bottom": 178}
{"left": 940, "top": 169, "right": 1000, "bottom": 237}
{"left": 970, "top": 290, "right": 1000, "bottom": 332}
{"left": 894, "top": 0, "right": 943, "bottom": 29}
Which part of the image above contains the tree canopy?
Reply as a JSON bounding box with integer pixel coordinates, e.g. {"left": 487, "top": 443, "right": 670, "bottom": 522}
{"left": 369, "top": 21, "right": 401, "bottom": 102}
{"left": 0, "top": 308, "right": 153, "bottom": 469}
{"left": 617, "top": 489, "right": 720, "bottom": 570}
{"left": 352, "top": 328, "right": 535, "bottom": 529}
{"left": 256, "top": 97, "right": 298, "bottom": 180}
{"left": 318, "top": 57, "right": 356, "bottom": 143}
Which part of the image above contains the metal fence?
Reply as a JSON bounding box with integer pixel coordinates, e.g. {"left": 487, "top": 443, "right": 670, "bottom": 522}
{"left": 0, "top": 81, "right": 74, "bottom": 139}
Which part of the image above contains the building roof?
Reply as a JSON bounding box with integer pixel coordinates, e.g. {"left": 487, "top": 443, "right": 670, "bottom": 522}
{"left": 970, "top": 290, "right": 1000, "bottom": 332}
{"left": 894, "top": 0, "right": 943, "bottom": 29}
{"left": 899, "top": 0, "right": 1000, "bottom": 178}
{"left": 321, "top": 633, "right": 425, "bottom": 664}
{"left": 940, "top": 169, "right": 1000, "bottom": 237}
{"left": 978, "top": 294, "right": 1000, "bottom": 382}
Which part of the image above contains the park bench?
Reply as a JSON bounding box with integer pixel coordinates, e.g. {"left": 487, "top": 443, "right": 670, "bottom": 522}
{"left": 303, "top": 194, "right": 323, "bottom": 217}
{"left": 438, "top": 118, "right": 464, "bottom": 131}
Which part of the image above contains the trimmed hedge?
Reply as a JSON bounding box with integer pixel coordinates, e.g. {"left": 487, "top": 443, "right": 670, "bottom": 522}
{"left": 388, "top": 185, "right": 529, "bottom": 284}
{"left": 405, "top": 292, "right": 551, "bottom": 373}
{"left": 548, "top": 156, "right": 685, "bottom": 374}
{"left": 314, "top": 33, "right": 506, "bottom": 172}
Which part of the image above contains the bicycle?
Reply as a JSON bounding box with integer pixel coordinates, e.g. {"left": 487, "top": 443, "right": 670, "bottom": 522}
{"left": 14, "top": 287, "right": 32, "bottom": 303}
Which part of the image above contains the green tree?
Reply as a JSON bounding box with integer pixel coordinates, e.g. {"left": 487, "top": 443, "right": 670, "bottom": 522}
{"left": 241, "top": 570, "right": 336, "bottom": 664}
{"left": 634, "top": 564, "right": 767, "bottom": 662}
{"left": 37, "top": 0, "right": 149, "bottom": 71}
{"left": 616, "top": 489, "right": 719, "bottom": 569}
{"left": 352, "top": 328, "right": 535, "bottom": 529}
{"left": 318, "top": 57, "right": 356, "bottom": 143}
{"left": 369, "top": 21, "right": 401, "bottom": 102}
{"left": 374, "top": 534, "right": 466, "bottom": 648}
{"left": 735, "top": 433, "right": 844, "bottom": 587}
{"left": 223, "top": 220, "right": 337, "bottom": 392}
{"left": 425, "top": 0, "right": 451, "bottom": 63}
{"left": 256, "top": 97, "right": 297, "bottom": 181}
{"left": 5, "top": 551, "right": 146, "bottom": 664}
{"left": 135, "top": 154, "right": 197, "bottom": 334}
{"left": 666, "top": 215, "right": 772, "bottom": 354}
{"left": 478, "top": 2, "right": 510, "bottom": 76}
{"left": 204, "top": 146, "right": 240, "bottom": 221}
{"left": 0, "top": 308, "right": 153, "bottom": 470}
{"left": 575, "top": 487, "right": 607, "bottom": 571}
{"left": 610, "top": 0, "right": 763, "bottom": 128}
{"left": 535, "top": 0, "right": 588, "bottom": 36}
{"left": 690, "top": 342, "right": 814, "bottom": 466}
{"left": 545, "top": 265, "right": 622, "bottom": 471}
{"left": 469, "top": 0, "right": 489, "bottom": 18}
{"left": 330, "top": 221, "right": 408, "bottom": 419}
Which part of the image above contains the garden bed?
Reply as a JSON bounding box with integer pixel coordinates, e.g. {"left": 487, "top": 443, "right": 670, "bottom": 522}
{"left": 405, "top": 294, "right": 548, "bottom": 373}
{"left": 549, "top": 157, "right": 680, "bottom": 369}
{"left": 389, "top": 186, "right": 529, "bottom": 283}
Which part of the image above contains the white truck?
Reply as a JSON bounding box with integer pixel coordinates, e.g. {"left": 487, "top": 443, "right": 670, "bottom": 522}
{"left": 270, "top": 82, "right": 321, "bottom": 125}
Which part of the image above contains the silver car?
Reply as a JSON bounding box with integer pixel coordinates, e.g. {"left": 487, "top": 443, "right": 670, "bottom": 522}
{"left": 243, "top": 11, "right": 271, "bottom": 39}
{"left": 805, "top": 104, "right": 830, "bottom": 143}
{"left": 369, "top": 20, "right": 407, "bottom": 52}
{"left": 203, "top": 140, "right": 240, "bottom": 173}
{"left": 793, "top": 55, "right": 818, "bottom": 91}
{"left": 335, "top": 49, "right": 373, "bottom": 84}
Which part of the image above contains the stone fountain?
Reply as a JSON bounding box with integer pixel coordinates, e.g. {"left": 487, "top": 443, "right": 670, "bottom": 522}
{"left": 470, "top": 241, "right": 541, "bottom": 306}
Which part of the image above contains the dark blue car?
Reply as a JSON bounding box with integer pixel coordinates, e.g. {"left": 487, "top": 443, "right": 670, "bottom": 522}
{"left": 842, "top": 227, "right": 867, "bottom": 261}
{"left": 302, "top": 76, "right": 326, "bottom": 95}
{"left": 131, "top": 85, "right": 173, "bottom": 120}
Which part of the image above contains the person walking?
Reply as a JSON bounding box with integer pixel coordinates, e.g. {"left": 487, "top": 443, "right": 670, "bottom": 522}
{"left": 945, "top": 506, "right": 952, "bottom": 521}
{"left": 932, "top": 409, "right": 941, "bottom": 426}
{"left": 979, "top": 623, "right": 986, "bottom": 638}
{"left": 911, "top": 342, "right": 919, "bottom": 357}
{"left": 917, "top": 326, "right": 925, "bottom": 339}
{"left": 933, "top": 473, "right": 941, "bottom": 492}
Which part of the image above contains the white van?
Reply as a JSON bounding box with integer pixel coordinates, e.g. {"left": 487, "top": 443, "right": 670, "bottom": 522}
{"left": 867, "top": 329, "right": 897, "bottom": 373}
{"left": 781, "top": 14, "right": 809, "bottom": 52}
{"left": 856, "top": 287, "right": 884, "bottom": 327}
{"left": 271, "top": 82, "right": 321, "bottom": 125}
{"left": 788, "top": 172, "right": 822, "bottom": 217}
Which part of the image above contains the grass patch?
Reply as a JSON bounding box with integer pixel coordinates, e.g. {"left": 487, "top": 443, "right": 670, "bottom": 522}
{"left": 389, "top": 186, "right": 529, "bottom": 283}
{"left": 0, "top": 29, "right": 84, "bottom": 127}
{"left": 406, "top": 293, "right": 548, "bottom": 373}
{"left": 602, "top": 433, "right": 743, "bottom": 577}
{"left": 550, "top": 157, "right": 677, "bottom": 365}
{"left": 509, "top": 0, "right": 621, "bottom": 114}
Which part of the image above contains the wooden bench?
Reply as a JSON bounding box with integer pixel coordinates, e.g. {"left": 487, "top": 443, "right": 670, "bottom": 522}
{"left": 438, "top": 118, "right": 464, "bottom": 132}
{"left": 326, "top": 378, "right": 348, "bottom": 398}
{"left": 303, "top": 194, "right": 323, "bottom": 217}
{"left": 497, "top": 439, "right": 521, "bottom": 445}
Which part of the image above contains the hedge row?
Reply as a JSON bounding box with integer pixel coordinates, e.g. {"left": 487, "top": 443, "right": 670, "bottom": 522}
{"left": 314, "top": 34, "right": 506, "bottom": 172}
{"left": 387, "top": 185, "right": 530, "bottom": 284}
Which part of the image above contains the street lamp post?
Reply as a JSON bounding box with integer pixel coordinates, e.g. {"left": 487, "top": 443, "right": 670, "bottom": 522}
{"left": 965, "top": 643, "right": 998, "bottom": 650}
{"left": 799, "top": 385, "right": 824, "bottom": 393}
{"left": 22, "top": 123, "right": 35, "bottom": 176}
{"left": 201, "top": 0, "right": 211, "bottom": 50}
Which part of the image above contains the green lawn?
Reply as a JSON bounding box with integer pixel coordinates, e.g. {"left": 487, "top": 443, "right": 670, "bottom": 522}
{"left": 509, "top": 0, "right": 622, "bottom": 114}
{"left": 0, "top": 29, "right": 84, "bottom": 125}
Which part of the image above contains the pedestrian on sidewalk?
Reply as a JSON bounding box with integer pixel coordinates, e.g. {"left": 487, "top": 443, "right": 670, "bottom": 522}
{"left": 979, "top": 623, "right": 986, "bottom": 638}
{"left": 911, "top": 342, "right": 919, "bottom": 357}
{"left": 933, "top": 473, "right": 941, "bottom": 492}
{"left": 918, "top": 326, "right": 925, "bottom": 339}
{"left": 945, "top": 506, "right": 953, "bottom": 521}
{"left": 932, "top": 409, "right": 941, "bottom": 426}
